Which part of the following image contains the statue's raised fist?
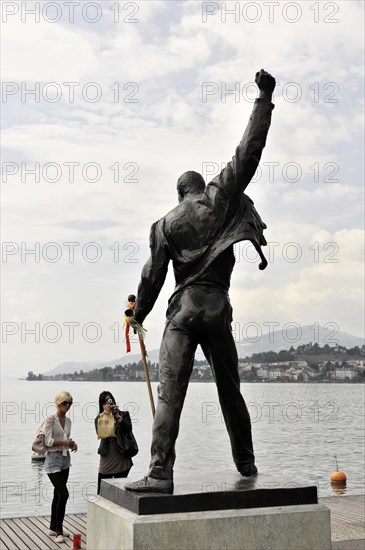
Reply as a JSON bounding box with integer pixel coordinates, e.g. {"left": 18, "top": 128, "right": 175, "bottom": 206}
{"left": 255, "top": 69, "right": 276, "bottom": 94}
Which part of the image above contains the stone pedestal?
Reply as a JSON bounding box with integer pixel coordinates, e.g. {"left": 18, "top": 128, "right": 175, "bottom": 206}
{"left": 86, "top": 472, "right": 331, "bottom": 550}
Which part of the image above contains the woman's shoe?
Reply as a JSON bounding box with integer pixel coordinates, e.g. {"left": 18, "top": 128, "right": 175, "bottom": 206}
{"left": 49, "top": 529, "right": 69, "bottom": 537}
{"left": 55, "top": 535, "right": 64, "bottom": 543}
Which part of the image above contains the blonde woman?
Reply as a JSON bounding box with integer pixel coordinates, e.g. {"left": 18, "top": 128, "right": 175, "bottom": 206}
{"left": 44, "top": 391, "right": 78, "bottom": 544}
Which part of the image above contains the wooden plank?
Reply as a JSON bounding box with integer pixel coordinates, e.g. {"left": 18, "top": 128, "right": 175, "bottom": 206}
{"left": 31, "top": 515, "right": 51, "bottom": 532}
{"left": 1, "top": 518, "right": 70, "bottom": 550}
{"left": 321, "top": 496, "right": 364, "bottom": 511}
{"left": 320, "top": 495, "right": 365, "bottom": 526}
{"left": 1, "top": 520, "right": 30, "bottom": 550}
{"left": 0, "top": 527, "right": 14, "bottom": 550}
{"left": 330, "top": 506, "right": 363, "bottom": 516}
{"left": 62, "top": 523, "right": 86, "bottom": 540}
{"left": 28, "top": 513, "right": 87, "bottom": 547}
{"left": 0, "top": 516, "right": 83, "bottom": 550}
{"left": 62, "top": 520, "right": 86, "bottom": 547}
{"left": 23, "top": 516, "right": 59, "bottom": 549}
{"left": 73, "top": 512, "right": 88, "bottom": 543}
{"left": 27, "top": 514, "right": 66, "bottom": 548}
{"left": 68, "top": 513, "right": 87, "bottom": 527}
{"left": 57, "top": 515, "right": 86, "bottom": 549}
{"left": 9, "top": 517, "right": 53, "bottom": 550}
{"left": 63, "top": 514, "right": 87, "bottom": 534}
{"left": 330, "top": 502, "right": 364, "bottom": 512}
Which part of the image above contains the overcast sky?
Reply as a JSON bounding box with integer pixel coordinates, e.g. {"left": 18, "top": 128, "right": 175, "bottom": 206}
{"left": 1, "top": 0, "right": 364, "bottom": 378}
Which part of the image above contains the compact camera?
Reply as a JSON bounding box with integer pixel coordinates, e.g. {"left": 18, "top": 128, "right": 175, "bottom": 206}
{"left": 107, "top": 398, "right": 118, "bottom": 415}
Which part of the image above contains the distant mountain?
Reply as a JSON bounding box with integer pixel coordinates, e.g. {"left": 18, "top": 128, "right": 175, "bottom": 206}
{"left": 43, "top": 326, "right": 364, "bottom": 376}
{"left": 43, "top": 349, "right": 160, "bottom": 376}
{"left": 235, "top": 325, "right": 364, "bottom": 358}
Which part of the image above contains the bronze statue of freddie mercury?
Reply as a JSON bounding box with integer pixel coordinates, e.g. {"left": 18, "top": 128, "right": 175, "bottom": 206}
{"left": 125, "top": 69, "right": 276, "bottom": 494}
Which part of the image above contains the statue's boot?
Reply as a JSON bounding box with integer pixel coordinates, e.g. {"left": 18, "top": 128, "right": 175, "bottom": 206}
{"left": 125, "top": 476, "right": 173, "bottom": 494}
{"left": 237, "top": 463, "right": 258, "bottom": 478}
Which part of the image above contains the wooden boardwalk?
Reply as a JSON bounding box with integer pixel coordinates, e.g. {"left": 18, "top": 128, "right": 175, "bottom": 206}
{"left": 0, "top": 513, "right": 87, "bottom": 549}
{"left": 319, "top": 494, "right": 365, "bottom": 526}
{"left": 1, "top": 495, "right": 363, "bottom": 549}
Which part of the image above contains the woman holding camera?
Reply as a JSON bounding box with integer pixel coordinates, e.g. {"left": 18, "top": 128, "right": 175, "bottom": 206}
{"left": 95, "top": 391, "right": 133, "bottom": 494}
{"left": 44, "top": 391, "right": 78, "bottom": 544}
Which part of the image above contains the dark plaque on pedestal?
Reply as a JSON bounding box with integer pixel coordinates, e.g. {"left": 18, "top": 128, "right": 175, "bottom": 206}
{"left": 100, "top": 471, "right": 317, "bottom": 516}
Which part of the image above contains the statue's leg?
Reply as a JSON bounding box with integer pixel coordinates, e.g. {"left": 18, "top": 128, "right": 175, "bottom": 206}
{"left": 201, "top": 296, "right": 255, "bottom": 473}
{"left": 148, "top": 319, "right": 197, "bottom": 480}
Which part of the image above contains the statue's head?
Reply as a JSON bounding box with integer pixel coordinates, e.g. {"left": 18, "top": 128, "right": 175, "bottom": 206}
{"left": 177, "top": 171, "right": 206, "bottom": 203}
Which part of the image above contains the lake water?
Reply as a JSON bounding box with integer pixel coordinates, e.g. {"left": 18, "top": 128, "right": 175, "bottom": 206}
{"left": 1, "top": 380, "right": 364, "bottom": 518}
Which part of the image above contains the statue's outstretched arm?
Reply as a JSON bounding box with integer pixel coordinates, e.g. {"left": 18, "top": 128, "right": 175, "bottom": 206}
{"left": 134, "top": 221, "right": 170, "bottom": 324}
{"left": 206, "top": 69, "right": 276, "bottom": 200}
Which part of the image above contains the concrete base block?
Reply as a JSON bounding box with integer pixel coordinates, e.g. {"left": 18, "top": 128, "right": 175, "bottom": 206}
{"left": 87, "top": 497, "right": 331, "bottom": 550}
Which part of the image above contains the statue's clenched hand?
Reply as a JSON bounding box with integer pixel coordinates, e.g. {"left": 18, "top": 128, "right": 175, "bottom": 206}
{"left": 255, "top": 69, "right": 276, "bottom": 97}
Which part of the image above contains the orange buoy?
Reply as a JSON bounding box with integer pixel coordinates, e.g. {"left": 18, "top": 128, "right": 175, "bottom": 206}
{"left": 330, "top": 454, "right": 347, "bottom": 484}
{"left": 330, "top": 470, "right": 347, "bottom": 483}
